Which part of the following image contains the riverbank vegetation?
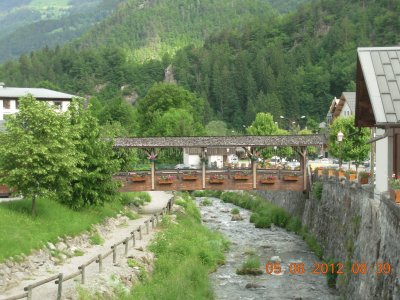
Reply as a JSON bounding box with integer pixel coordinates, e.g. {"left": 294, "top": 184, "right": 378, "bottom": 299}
{"left": 0, "top": 192, "right": 149, "bottom": 262}
{"left": 193, "top": 190, "right": 322, "bottom": 259}
{"left": 129, "top": 193, "right": 229, "bottom": 300}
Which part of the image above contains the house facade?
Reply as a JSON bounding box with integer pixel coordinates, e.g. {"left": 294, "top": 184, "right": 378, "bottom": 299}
{"left": 355, "top": 47, "right": 400, "bottom": 193}
{"left": 0, "top": 82, "right": 76, "bottom": 121}
{"left": 326, "top": 92, "right": 356, "bottom": 126}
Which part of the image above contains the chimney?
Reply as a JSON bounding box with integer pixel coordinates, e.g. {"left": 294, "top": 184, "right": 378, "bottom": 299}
{"left": 0, "top": 82, "right": 4, "bottom": 88}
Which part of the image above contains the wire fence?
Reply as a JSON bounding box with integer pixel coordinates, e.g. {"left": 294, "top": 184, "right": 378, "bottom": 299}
{"left": 1, "top": 198, "right": 173, "bottom": 300}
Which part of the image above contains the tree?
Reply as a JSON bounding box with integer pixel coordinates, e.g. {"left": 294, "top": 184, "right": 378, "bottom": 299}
{"left": 0, "top": 96, "right": 80, "bottom": 217}
{"left": 137, "top": 83, "right": 205, "bottom": 134}
{"left": 246, "top": 112, "right": 293, "bottom": 159}
{"left": 328, "top": 116, "right": 370, "bottom": 168}
{"left": 146, "top": 108, "right": 205, "bottom": 137}
{"left": 205, "top": 120, "right": 228, "bottom": 136}
{"left": 66, "top": 99, "right": 121, "bottom": 209}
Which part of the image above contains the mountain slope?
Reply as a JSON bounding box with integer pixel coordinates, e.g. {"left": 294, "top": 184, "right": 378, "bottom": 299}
{"left": 76, "top": 0, "right": 278, "bottom": 61}
{"left": 0, "top": 0, "right": 122, "bottom": 62}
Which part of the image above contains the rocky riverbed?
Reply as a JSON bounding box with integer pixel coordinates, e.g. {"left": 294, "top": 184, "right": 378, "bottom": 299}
{"left": 196, "top": 197, "right": 339, "bottom": 300}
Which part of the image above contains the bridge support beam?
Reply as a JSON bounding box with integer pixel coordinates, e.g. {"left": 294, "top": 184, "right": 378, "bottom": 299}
{"left": 202, "top": 147, "right": 206, "bottom": 189}
{"left": 151, "top": 161, "right": 155, "bottom": 190}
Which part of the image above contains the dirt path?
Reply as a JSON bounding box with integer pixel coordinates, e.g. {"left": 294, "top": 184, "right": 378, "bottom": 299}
{"left": 0, "top": 191, "right": 173, "bottom": 300}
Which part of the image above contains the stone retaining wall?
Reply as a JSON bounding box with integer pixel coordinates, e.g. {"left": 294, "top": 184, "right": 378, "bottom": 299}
{"left": 257, "top": 179, "right": 400, "bottom": 299}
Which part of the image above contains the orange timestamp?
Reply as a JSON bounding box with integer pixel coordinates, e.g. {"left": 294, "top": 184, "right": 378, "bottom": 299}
{"left": 265, "top": 261, "right": 392, "bottom": 275}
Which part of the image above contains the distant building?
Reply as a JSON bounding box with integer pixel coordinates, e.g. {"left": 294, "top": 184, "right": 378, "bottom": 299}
{"left": 355, "top": 47, "right": 400, "bottom": 193}
{"left": 326, "top": 92, "right": 356, "bottom": 126}
{"left": 0, "top": 82, "right": 77, "bottom": 121}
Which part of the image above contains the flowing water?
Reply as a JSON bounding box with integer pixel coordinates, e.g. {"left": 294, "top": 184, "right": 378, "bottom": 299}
{"left": 196, "top": 197, "right": 339, "bottom": 300}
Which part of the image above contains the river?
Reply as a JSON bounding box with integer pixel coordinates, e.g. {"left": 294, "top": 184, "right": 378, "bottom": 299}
{"left": 196, "top": 196, "right": 339, "bottom": 300}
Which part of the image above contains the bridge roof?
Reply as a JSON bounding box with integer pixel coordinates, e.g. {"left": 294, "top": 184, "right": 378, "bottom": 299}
{"left": 114, "top": 134, "right": 326, "bottom": 148}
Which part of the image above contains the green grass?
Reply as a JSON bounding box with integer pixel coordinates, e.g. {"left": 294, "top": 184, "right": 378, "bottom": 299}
{"left": 312, "top": 182, "right": 323, "bottom": 200}
{"left": 221, "top": 192, "right": 324, "bottom": 259}
{"left": 126, "top": 194, "right": 229, "bottom": 300}
{"left": 236, "top": 255, "right": 263, "bottom": 275}
{"left": 0, "top": 192, "right": 150, "bottom": 262}
{"left": 231, "top": 208, "right": 240, "bottom": 215}
{"left": 120, "top": 192, "right": 151, "bottom": 207}
{"left": 89, "top": 232, "right": 104, "bottom": 246}
{"left": 200, "top": 198, "right": 212, "bottom": 206}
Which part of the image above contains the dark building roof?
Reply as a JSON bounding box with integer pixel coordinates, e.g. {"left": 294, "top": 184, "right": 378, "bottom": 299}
{"left": 356, "top": 47, "right": 400, "bottom": 127}
{"left": 342, "top": 92, "right": 356, "bottom": 114}
{"left": 114, "top": 135, "right": 326, "bottom": 148}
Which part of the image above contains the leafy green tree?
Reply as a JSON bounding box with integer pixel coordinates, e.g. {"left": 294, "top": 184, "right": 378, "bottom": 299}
{"left": 66, "top": 99, "right": 121, "bottom": 209}
{"left": 0, "top": 96, "right": 80, "bottom": 217}
{"left": 146, "top": 108, "right": 205, "bottom": 137}
{"left": 137, "top": 83, "right": 205, "bottom": 134}
{"left": 205, "top": 120, "right": 228, "bottom": 136}
{"left": 246, "top": 112, "right": 292, "bottom": 159}
{"left": 328, "top": 116, "right": 370, "bottom": 168}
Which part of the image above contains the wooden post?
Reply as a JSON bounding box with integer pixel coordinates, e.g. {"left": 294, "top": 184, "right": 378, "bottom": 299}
{"left": 57, "top": 273, "right": 63, "bottom": 300}
{"left": 98, "top": 254, "right": 103, "bottom": 272}
{"left": 301, "top": 147, "right": 308, "bottom": 192}
{"left": 26, "top": 286, "right": 32, "bottom": 300}
{"left": 251, "top": 148, "right": 257, "bottom": 190}
{"left": 112, "top": 246, "right": 117, "bottom": 264}
{"left": 80, "top": 265, "right": 86, "bottom": 284}
{"left": 138, "top": 226, "right": 142, "bottom": 240}
{"left": 155, "top": 213, "right": 159, "bottom": 225}
{"left": 202, "top": 147, "right": 206, "bottom": 189}
{"left": 151, "top": 161, "right": 155, "bottom": 190}
{"left": 124, "top": 238, "right": 129, "bottom": 256}
{"left": 151, "top": 217, "right": 155, "bottom": 228}
{"left": 145, "top": 220, "right": 149, "bottom": 234}
{"left": 131, "top": 231, "right": 136, "bottom": 247}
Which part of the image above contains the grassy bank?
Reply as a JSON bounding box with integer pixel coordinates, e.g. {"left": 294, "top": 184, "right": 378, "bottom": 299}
{"left": 193, "top": 190, "right": 323, "bottom": 259}
{"left": 128, "top": 193, "right": 229, "bottom": 300}
{"left": 0, "top": 192, "right": 150, "bottom": 262}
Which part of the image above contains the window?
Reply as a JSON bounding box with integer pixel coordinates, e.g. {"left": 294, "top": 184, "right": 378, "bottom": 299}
{"left": 15, "top": 100, "right": 19, "bottom": 109}
{"left": 54, "top": 101, "right": 62, "bottom": 110}
{"left": 3, "top": 100, "right": 10, "bottom": 109}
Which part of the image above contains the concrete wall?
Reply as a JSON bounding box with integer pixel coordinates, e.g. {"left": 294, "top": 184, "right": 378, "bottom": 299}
{"left": 257, "top": 179, "right": 400, "bottom": 299}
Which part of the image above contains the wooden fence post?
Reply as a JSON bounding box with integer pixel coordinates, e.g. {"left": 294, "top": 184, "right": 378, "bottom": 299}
{"left": 80, "top": 265, "right": 86, "bottom": 284}
{"left": 98, "top": 254, "right": 103, "bottom": 273}
{"left": 112, "top": 245, "right": 117, "bottom": 264}
{"left": 26, "top": 286, "right": 32, "bottom": 300}
{"left": 131, "top": 231, "right": 136, "bottom": 246}
{"left": 124, "top": 238, "right": 129, "bottom": 256}
{"left": 145, "top": 220, "right": 149, "bottom": 234}
{"left": 57, "top": 273, "right": 63, "bottom": 300}
{"left": 138, "top": 226, "right": 142, "bottom": 240}
{"left": 151, "top": 217, "right": 155, "bottom": 228}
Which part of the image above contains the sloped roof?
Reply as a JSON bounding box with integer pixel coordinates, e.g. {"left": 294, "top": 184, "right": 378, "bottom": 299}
{"left": 114, "top": 135, "right": 327, "bottom": 148}
{"left": 0, "top": 86, "right": 77, "bottom": 100}
{"left": 342, "top": 92, "right": 356, "bottom": 114}
{"left": 356, "top": 47, "right": 400, "bottom": 127}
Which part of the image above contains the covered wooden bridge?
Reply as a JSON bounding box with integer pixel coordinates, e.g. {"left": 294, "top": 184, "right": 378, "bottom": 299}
{"left": 114, "top": 135, "right": 326, "bottom": 192}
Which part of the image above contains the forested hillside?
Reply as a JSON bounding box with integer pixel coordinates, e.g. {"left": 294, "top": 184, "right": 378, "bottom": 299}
{"left": 172, "top": 0, "right": 400, "bottom": 125}
{"left": 0, "top": 0, "right": 123, "bottom": 62}
{"left": 0, "top": 0, "right": 399, "bottom": 133}
{"left": 77, "top": 0, "right": 278, "bottom": 62}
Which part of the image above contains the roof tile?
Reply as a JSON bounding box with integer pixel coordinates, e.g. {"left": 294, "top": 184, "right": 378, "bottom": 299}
{"left": 393, "top": 100, "right": 400, "bottom": 118}
{"left": 383, "top": 64, "right": 396, "bottom": 81}
{"left": 377, "top": 76, "right": 390, "bottom": 93}
{"left": 379, "top": 51, "right": 391, "bottom": 64}
{"left": 371, "top": 52, "right": 385, "bottom": 75}
{"left": 381, "top": 94, "right": 395, "bottom": 113}
{"left": 388, "top": 81, "right": 400, "bottom": 100}
{"left": 388, "top": 51, "right": 398, "bottom": 59}
{"left": 392, "top": 59, "right": 400, "bottom": 75}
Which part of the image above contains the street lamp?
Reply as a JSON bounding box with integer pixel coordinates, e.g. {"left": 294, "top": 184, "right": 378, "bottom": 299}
{"left": 280, "top": 115, "right": 306, "bottom": 131}
{"left": 337, "top": 131, "right": 344, "bottom": 167}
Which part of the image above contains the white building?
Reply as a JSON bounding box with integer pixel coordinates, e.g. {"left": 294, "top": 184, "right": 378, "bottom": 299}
{"left": 355, "top": 47, "right": 400, "bottom": 193}
{"left": 0, "top": 82, "right": 77, "bottom": 122}
{"left": 326, "top": 92, "right": 356, "bottom": 125}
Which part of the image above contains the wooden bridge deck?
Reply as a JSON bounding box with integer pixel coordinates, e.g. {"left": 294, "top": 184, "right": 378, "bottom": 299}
{"left": 115, "top": 169, "right": 304, "bottom": 192}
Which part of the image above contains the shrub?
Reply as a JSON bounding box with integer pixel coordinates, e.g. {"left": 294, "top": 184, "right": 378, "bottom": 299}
{"left": 249, "top": 213, "right": 259, "bottom": 223}
{"left": 175, "top": 199, "right": 188, "bottom": 208}
{"left": 231, "top": 208, "right": 240, "bottom": 215}
{"left": 89, "top": 232, "right": 104, "bottom": 245}
{"left": 192, "top": 190, "right": 222, "bottom": 198}
{"left": 312, "top": 182, "right": 323, "bottom": 200}
{"left": 236, "top": 255, "right": 262, "bottom": 275}
{"left": 200, "top": 198, "right": 212, "bottom": 206}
